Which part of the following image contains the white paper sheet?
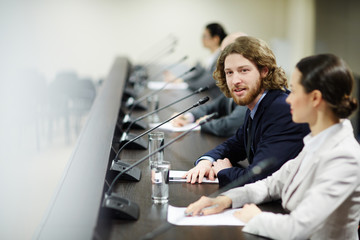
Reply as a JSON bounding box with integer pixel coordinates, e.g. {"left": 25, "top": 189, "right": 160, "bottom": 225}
{"left": 147, "top": 81, "right": 189, "bottom": 90}
{"left": 167, "top": 205, "right": 245, "bottom": 226}
{"left": 169, "top": 170, "right": 219, "bottom": 183}
{"left": 149, "top": 122, "right": 201, "bottom": 132}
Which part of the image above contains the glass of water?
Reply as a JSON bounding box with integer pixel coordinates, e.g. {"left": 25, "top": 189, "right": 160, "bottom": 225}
{"left": 147, "top": 94, "right": 160, "bottom": 123}
{"left": 151, "top": 161, "right": 170, "bottom": 204}
{"left": 148, "top": 132, "right": 164, "bottom": 168}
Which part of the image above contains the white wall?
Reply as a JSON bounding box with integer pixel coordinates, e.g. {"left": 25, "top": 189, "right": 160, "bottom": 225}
{"left": 0, "top": 0, "right": 305, "bottom": 82}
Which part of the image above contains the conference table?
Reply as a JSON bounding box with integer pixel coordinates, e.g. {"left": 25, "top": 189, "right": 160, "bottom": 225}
{"left": 34, "top": 57, "right": 285, "bottom": 240}
{"left": 94, "top": 61, "right": 286, "bottom": 239}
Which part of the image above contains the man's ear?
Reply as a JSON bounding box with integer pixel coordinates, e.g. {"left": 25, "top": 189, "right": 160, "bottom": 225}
{"left": 260, "top": 67, "right": 269, "bottom": 78}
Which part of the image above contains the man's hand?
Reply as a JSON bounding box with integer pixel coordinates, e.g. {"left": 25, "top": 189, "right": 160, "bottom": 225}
{"left": 163, "top": 70, "right": 183, "bottom": 83}
{"left": 233, "top": 203, "right": 261, "bottom": 223}
{"left": 212, "top": 158, "right": 233, "bottom": 175}
{"left": 185, "top": 196, "right": 232, "bottom": 217}
{"left": 183, "top": 160, "right": 215, "bottom": 184}
{"left": 195, "top": 115, "right": 209, "bottom": 124}
{"left": 171, "top": 113, "right": 191, "bottom": 127}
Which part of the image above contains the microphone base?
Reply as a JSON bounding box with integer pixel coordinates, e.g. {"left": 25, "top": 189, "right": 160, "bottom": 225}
{"left": 118, "top": 133, "right": 148, "bottom": 150}
{"left": 101, "top": 193, "right": 139, "bottom": 220}
{"left": 122, "top": 88, "right": 138, "bottom": 100}
{"left": 122, "top": 119, "right": 147, "bottom": 130}
{"left": 125, "top": 97, "right": 148, "bottom": 111}
{"left": 109, "top": 160, "right": 142, "bottom": 181}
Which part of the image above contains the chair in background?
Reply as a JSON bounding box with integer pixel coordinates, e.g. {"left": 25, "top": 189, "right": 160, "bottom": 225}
{"left": 47, "top": 71, "right": 78, "bottom": 144}
{"left": 69, "top": 78, "right": 97, "bottom": 135}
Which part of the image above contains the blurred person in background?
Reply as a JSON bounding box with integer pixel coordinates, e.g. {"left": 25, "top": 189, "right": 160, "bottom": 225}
{"left": 164, "top": 23, "right": 227, "bottom": 98}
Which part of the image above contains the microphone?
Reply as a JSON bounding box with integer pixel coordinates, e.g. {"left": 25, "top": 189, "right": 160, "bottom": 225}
{"left": 210, "top": 157, "right": 277, "bottom": 196}
{"left": 124, "top": 56, "right": 188, "bottom": 101}
{"left": 136, "top": 34, "right": 177, "bottom": 61}
{"left": 101, "top": 112, "right": 218, "bottom": 221}
{"left": 128, "top": 37, "right": 177, "bottom": 97}
{"left": 125, "top": 66, "right": 196, "bottom": 112}
{"left": 120, "top": 86, "right": 210, "bottom": 149}
{"left": 146, "top": 55, "right": 188, "bottom": 83}
{"left": 142, "top": 46, "right": 175, "bottom": 68}
{"left": 125, "top": 35, "right": 178, "bottom": 102}
{"left": 141, "top": 156, "right": 277, "bottom": 239}
{"left": 122, "top": 66, "right": 197, "bottom": 130}
{"left": 129, "top": 47, "right": 175, "bottom": 90}
{"left": 109, "top": 97, "right": 210, "bottom": 182}
{"left": 141, "top": 35, "right": 178, "bottom": 68}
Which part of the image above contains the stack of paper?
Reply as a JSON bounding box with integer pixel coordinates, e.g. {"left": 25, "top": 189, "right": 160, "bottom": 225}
{"left": 147, "top": 81, "right": 189, "bottom": 90}
{"left": 169, "top": 170, "right": 218, "bottom": 183}
{"left": 149, "top": 122, "right": 201, "bottom": 132}
{"left": 167, "top": 205, "right": 245, "bottom": 226}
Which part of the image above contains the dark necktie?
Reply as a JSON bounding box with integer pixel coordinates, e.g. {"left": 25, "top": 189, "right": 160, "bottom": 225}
{"left": 246, "top": 116, "right": 253, "bottom": 163}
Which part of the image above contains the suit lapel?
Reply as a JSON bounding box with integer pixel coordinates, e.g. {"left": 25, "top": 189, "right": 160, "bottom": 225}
{"left": 282, "top": 150, "right": 314, "bottom": 203}
{"left": 282, "top": 151, "right": 305, "bottom": 200}
{"left": 248, "top": 90, "right": 283, "bottom": 152}
{"left": 252, "top": 90, "right": 283, "bottom": 131}
{"left": 282, "top": 121, "right": 352, "bottom": 204}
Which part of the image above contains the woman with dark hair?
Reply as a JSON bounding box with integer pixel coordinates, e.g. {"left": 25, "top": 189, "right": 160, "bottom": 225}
{"left": 185, "top": 53, "right": 360, "bottom": 240}
{"left": 202, "top": 23, "right": 227, "bottom": 55}
{"left": 164, "top": 23, "right": 227, "bottom": 98}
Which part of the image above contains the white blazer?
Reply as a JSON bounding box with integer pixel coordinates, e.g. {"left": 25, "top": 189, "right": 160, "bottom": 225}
{"left": 223, "top": 120, "right": 360, "bottom": 240}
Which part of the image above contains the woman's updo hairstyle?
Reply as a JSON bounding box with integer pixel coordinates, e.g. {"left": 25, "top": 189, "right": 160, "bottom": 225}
{"left": 205, "top": 23, "right": 227, "bottom": 44}
{"left": 296, "top": 53, "right": 358, "bottom": 118}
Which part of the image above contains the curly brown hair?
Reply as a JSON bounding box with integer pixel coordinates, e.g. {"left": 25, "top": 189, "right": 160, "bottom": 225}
{"left": 213, "top": 36, "right": 288, "bottom": 98}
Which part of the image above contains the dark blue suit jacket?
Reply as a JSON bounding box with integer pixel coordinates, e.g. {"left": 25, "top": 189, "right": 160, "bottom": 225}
{"left": 198, "top": 89, "right": 310, "bottom": 186}
{"left": 191, "top": 95, "right": 247, "bottom": 137}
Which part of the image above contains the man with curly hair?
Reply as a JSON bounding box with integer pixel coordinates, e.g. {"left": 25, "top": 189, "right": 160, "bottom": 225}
{"left": 184, "top": 36, "right": 310, "bottom": 186}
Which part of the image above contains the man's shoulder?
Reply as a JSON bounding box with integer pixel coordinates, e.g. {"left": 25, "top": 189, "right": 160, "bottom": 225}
{"left": 266, "top": 89, "right": 289, "bottom": 99}
{"left": 262, "top": 89, "right": 290, "bottom": 110}
{"left": 255, "top": 89, "right": 294, "bottom": 127}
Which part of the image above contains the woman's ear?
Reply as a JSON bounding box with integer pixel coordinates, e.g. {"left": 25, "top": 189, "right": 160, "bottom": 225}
{"left": 311, "top": 90, "right": 322, "bottom": 107}
{"left": 213, "top": 35, "right": 221, "bottom": 45}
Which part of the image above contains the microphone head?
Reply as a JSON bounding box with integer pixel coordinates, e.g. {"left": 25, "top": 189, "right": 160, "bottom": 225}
{"left": 195, "top": 86, "right": 209, "bottom": 93}
{"left": 198, "top": 112, "right": 218, "bottom": 125}
{"left": 251, "top": 157, "right": 276, "bottom": 175}
{"left": 197, "top": 96, "right": 210, "bottom": 106}
{"left": 188, "top": 66, "right": 196, "bottom": 73}
{"left": 206, "top": 112, "right": 218, "bottom": 121}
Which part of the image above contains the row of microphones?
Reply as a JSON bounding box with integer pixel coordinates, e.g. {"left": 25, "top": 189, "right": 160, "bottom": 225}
{"left": 146, "top": 55, "right": 188, "bottom": 84}
{"left": 101, "top": 112, "right": 218, "bottom": 221}
{"left": 142, "top": 46, "right": 175, "bottom": 68}
{"left": 110, "top": 96, "right": 210, "bottom": 182}
{"left": 140, "top": 34, "right": 178, "bottom": 68}
{"left": 125, "top": 66, "right": 196, "bottom": 113}
{"left": 126, "top": 34, "right": 178, "bottom": 100}
{"left": 118, "top": 86, "right": 209, "bottom": 150}
{"left": 122, "top": 55, "right": 189, "bottom": 111}
{"left": 122, "top": 66, "right": 196, "bottom": 130}
{"left": 141, "top": 157, "right": 277, "bottom": 239}
{"left": 125, "top": 86, "right": 209, "bottom": 133}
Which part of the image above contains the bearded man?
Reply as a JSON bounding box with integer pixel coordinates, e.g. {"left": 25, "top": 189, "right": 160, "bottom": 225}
{"left": 184, "top": 36, "right": 310, "bottom": 186}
